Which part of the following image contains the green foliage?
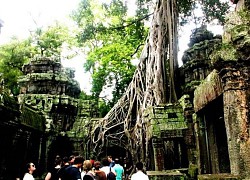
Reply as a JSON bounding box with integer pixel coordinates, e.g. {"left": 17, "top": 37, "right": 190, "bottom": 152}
{"left": 178, "top": 0, "right": 231, "bottom": 26}
{"left": 79, "top": 91, "right": 93, "bottom": 100}
{"left": 31, "top": 22, "right": 76, "bottom": 57}
{"left": 98, "top": 99, "right": 111, "bottom": 117}
{"left": 72, "top": 0, "right": 148, "bottom": 105}
{"left": 0, "top": 38, "right": 35, "bottom": 94}
{"left": 201, "top": 0, "right": 230, "bottom": 25}
{"left": 72, "top": 0, "right": 231, "bottom": 107}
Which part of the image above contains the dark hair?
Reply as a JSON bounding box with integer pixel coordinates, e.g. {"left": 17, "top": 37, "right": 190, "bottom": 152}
{"left": 136, "top": 162, "right": 143, "bottom": 170}
{"left": 74, "top": 156, "right": 84, "bottom": 165}
{"left": 94, "top": 161, "right": 101, "bottom": 170}
{"left": 63, "top": 156, "right": 69, "bottom": 163}
{"left": 69, "top": 155, "right": 75, "bottom": 161}
{"left": 114, "top": 158, "right": 120, "bottom": 164}
{"left": 54, "top": 157, "right": 62, "bottom": 166}
{"left": 102, "top": 158, "right": 110, "bottom": 166}
{"left": 25, "top": 163, "right": 33, "bottom": 172}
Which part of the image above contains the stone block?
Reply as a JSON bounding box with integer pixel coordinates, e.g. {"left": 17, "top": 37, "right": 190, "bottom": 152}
{"left": 197, "top": 174, "right": 241, "bottom": 180}
{"left": 147, "top": 170, "right": 187, "bottom": 180}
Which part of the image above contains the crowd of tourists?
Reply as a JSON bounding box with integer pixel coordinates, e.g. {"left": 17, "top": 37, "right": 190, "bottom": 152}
{"left": 22, "top": 155, "right": 149, "bottom": 180}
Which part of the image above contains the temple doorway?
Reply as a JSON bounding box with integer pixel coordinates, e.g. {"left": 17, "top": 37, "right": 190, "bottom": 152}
{"left": 198, "top": 95, "right": 230, "bottom": 174}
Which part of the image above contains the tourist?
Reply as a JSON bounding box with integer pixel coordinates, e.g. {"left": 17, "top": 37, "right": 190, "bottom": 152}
{"left": 44, "top": 156, "right": 62, "bottom": 180}
{"left": 69, "top": 155, "right": 76, "bottom": 165}
{"left": 100, "top": 158, "right": 116, "bottom": 176}
{"left": 57, "top": 156, "right": 70, "bottom": 180}
{"left": 123, "top": 157, "right": 132, "bottom": 180}
{"left": 64, "top": 155, "right": 84, "bottom": 180}
{"left": 131, "top": 162, "right": 149, "bottom": 180}
{"left": 113, "top": 158, "right": 124, "bottom": 180}
{"left": 82, "top": 160, "right": 95, "bottom": 180}
{"left": 23, "top": 162, "right": 36, "bottom": 180}
{"left": 94, "top": 161, "right": 107, "bottom": 180}
{"left": 108, "top": 156, "right": 115, "bottom": 167}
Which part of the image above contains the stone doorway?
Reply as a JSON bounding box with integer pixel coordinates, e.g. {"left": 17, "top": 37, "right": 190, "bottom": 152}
{"left": 47, "top": 135, "right": 74, "bottom": 168}
{"left": 99, "top": 145, "right": 131, "bottom": 166}
{"left": 198, "top": 95, "right": 230, "bottom": 174}
{"left": 163, "top": 138, "right": 188, "bottom": 170}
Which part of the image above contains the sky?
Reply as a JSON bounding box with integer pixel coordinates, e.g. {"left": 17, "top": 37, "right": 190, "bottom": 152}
{"left": 0, "top": 0, "right": 93, "bottom": 92}
{"left": 0, "top": 0, "right": 224, "bottom": 93}
{"left": 0, "top": 0, "right": 80, "bottom": 42}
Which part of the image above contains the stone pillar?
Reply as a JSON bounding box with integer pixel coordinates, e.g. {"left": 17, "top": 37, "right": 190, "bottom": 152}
{"left": 221, "top": 66, "right": 250, "bottom": 176}
{"left": 152, "top": 138, "right": 164, "bottom": 170}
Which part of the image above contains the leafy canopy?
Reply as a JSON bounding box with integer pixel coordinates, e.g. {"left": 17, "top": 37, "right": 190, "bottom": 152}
{"left": 0, "top": 38, "right": 35, "bottom": 94}
{"left": 72, "top": 0, "right": 149, "bottom": 106}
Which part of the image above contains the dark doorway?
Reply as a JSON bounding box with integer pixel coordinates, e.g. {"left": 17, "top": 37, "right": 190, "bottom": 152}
{"left": 48, "top": 136, "right": 74, "bottom": 168}
{"left": 199, "top": 95, "right": 230, "bottom": 174}
{"left": 163, "top": 138, "right": 188, "bottom": 170}
{"left": 100, "top": 145, "right": 128, "bottom": 160}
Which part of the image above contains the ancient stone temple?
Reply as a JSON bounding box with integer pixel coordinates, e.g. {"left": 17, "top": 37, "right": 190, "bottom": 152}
{"left": 0, "top": 74, "right": 46, "bottom": 179}
{"left": 141, "top": 25, "right": 224, "bottom": 177}
{"left": 193, "top": 0, "right": 250, "bottom": 178}
{"left": 88, "top": 0, "right": 250, "bottom": 179}
{"left": 17, "top": 55, "right": 82, "bottom": 171}
{"left": 0, "top": 0, "right": 249, "bottom": 179}
{"left": 0, "top": 54, "right": 99, "bottom": 178}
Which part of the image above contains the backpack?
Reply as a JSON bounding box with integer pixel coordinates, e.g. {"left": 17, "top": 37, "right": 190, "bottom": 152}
{"left": 107, "top": 167, "right": 116, "bottom": 180}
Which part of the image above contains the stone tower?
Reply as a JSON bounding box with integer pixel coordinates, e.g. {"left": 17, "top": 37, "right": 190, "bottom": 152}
{"left": 17, "top": 56, "right": 81, "bottom": 168}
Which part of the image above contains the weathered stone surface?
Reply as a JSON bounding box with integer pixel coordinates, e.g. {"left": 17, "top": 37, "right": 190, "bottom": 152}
{"left": 193, "top": 2, "right": 250, "bottom": 178}
{"left": 144, "top": 104, "right": 187, "bottom": 139}
{"left": 197, "top": 174, "right": 240, "bottom": 180}
{"left": 18, "top": 56, "right": 81, "bottom": 133}
{"left": 180, "top": 26, "right": 222, "bottom": 95}
{"left": 193, "top": 70, "right": 223, "bottom": 112}
{"left": 147, "top": 170, "right": 188, "bottom": 180}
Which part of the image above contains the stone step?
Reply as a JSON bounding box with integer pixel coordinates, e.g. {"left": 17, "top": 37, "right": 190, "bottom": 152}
{"left": 147, "top": 170, "right": 187, "bottom": 180}
{"left": 198, "top": 174, "right": 241, "bottom": 180}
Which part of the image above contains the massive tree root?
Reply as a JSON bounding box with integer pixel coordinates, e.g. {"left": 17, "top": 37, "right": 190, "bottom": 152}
{"left": 91, "top": 0, "right": 178, "bottom": 167}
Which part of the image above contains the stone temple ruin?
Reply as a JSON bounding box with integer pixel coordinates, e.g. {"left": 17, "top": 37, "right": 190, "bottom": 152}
{"left": 0, "top": 55, "right": 99, "bottom": 178}
{"left": 0, "top": 0, "right": 249, "bottom": 179}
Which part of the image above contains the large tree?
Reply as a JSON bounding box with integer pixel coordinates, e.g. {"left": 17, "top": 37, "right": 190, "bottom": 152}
{"left": 86, "top": 0, "right": 231, "bottom": 167}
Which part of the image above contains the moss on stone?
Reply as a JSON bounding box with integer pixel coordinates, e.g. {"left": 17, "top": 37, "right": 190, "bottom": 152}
{"left": 210, "top": 43, "right": 238, "bottom": 63}
{"left": 188, "top": 163, "right": 198, "bottom": 178}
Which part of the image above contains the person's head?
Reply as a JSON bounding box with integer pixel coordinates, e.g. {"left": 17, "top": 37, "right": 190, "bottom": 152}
{"left": 73, "top": 156, "right": 84, "bottom": 168}
{"left": 83, "top": 160, "right": 92, "bottom": 171}
{"left": 107, "top": 156, "right": 112, "bottom": 162}
{"left": 135, "top": 162, "right": 143, "bottom": 171}
{"left": 54, "top": 156, "right": 62, "bottom": 166}
{"left": 94, "top": 161, "right": 101, "bottom": 170}
{"left": 114, "top": 158, "right": 120, "bottom": 164}
{"left": 62, "top": 156, "right": 69, "bottom": 165}
{"left": 69, "top": 155, "right": 75, "bottom": 165}
{"left": 102, "top": 157, "right": 110, "bottom": 166}
{"left": 26, "top": 162, "right": 36, "bottom": 174}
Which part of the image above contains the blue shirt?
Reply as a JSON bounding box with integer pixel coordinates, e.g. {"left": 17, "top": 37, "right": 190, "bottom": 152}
{"left": 113, "top": 164, "right": 124, "bottom": 180}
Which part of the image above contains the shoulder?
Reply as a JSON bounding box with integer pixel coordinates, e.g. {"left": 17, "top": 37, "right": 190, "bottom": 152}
{"left": 23, "top": 173, "right": 34, "bottom": 180}
{"left": 83, "top": 174, "right": 95, "bottom": 180}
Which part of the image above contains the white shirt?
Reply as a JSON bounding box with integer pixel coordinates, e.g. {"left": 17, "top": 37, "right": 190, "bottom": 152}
{"left": 100, "top": 166, "right": 116, "bottom": 176}
{"left": 23, "top": 173, "right": 34, "bottom": 180}
{"left": 131, "top": 171, "right": 149, "bottom": 180}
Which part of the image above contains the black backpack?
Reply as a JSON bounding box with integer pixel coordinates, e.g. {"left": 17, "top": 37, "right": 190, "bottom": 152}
{"left": 107, "top": 167, "right": 116, "bottom": 180}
